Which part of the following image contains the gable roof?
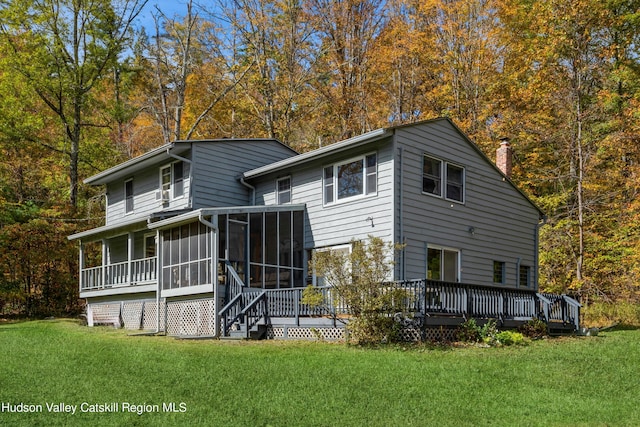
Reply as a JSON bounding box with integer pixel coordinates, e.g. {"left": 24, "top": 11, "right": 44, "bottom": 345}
{"left": 243, "top": 117, "right": 544, "bottom": 217}
{"left": 85, "top": 138, "right": 297, "bottom": 186}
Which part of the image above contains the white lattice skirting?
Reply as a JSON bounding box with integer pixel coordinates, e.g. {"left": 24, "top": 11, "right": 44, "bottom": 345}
{"left": 88, "top": 300, "right": 163, "bottom": 331}
{"left": 165, "top": 299, "right": 215, "bottom": 337}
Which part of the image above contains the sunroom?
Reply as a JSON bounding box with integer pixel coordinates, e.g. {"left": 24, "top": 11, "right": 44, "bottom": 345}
{"left": 147, "top": 204, "right": 307, "bottom": 301}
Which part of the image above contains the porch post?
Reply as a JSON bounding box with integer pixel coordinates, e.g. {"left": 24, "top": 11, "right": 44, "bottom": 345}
{"left": 156, "top": 229, "right": 162, "bottom": 333}
{"left": 128, "top": 231, "right": 134, "bottom": 286}
{"left": 79, "top": 241, "right": 85, "bottom": 291}
{"left": 101, "top": 239, "right": 107, "bottom": 288}
{"left": 212, "top": 214, "right": 219, "bottom": 338}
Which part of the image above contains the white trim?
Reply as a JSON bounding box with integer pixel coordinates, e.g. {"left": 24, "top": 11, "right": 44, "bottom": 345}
{"left": 422, "top": 154, "right": 466, "bottom": 205}
{"left": 323, "top": 151, "right": 378, "bottom": 206}
{"left": 276, "top": 176, "right": 292, "bottom": 204}
{"left": 161, "top": 284, "right": 214, "bottom": 298}
{"left": 426, "top": 244, "right": 461, "bottom": 283}
{"left": 124, "top": 178, "right": 134, "bottom": 215}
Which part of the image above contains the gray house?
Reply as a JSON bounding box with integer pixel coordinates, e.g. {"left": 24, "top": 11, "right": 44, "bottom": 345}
{"left": 69, "top": 118, "right": 579, "bottom": 339}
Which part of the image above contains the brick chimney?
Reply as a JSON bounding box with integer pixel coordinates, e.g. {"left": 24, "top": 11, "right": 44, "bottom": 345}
{"left": 496, "top": 138, "right": 513, "bottom": 178}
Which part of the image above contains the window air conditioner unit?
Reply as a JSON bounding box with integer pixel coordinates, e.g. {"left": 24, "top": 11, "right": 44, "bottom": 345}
{"left": 155, "top": 189, "right": 170, "bottom": 202}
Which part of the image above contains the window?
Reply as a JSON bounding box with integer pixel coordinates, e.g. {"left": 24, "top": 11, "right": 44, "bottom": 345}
{"left": 493, "top": 261, "right": 505, "bottom": 284}
{"left": 446, "top": 164, "right": 464, "bottom": 202}
{"left": 423, "top": 156, "right": 442, "bottom": 196}
{"left": 161, "top": 222, "right": 211, "bottom": 290}
{"left": 159, "top": 161, "right": 185, "bottom": 201}
{"left": 124, "top": 179, "right": 134, "bottom": 214}
{"left": 427, "top": 247, "right": 459, "bottom": 282}
{"left": 277, "top": 177, "right": 291, "bottom": 204}
{"left": 519, "top": 265, "right": 530, "bottom": 288}
{"left": 423, "top": 154, "right": 465, "bottom": 203}
{"left": 173, "top": 161, "right": 184, "bottom": 198}
{"left": 324, "top": 153, "right": 377, "bottom": 204}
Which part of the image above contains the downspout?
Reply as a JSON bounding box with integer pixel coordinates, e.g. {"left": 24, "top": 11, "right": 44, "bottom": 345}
{"left": 398, "top": 145, "right": 405, "bottom": 280}
{"left": 534, "top": 216, "right": 548, "bottom": 292}
{"left": 198, "top": 212, "right": 220, "bottom": 337}
{"left": 240, "top": 176, "right": 256, "bottom": 206}
{"left": 167, "top": 146, "right": 194, "bottom": 208}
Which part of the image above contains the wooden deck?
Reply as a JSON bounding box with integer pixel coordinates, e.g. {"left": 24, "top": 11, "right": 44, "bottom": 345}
{"left": 219, "top": 272, "right": 581, "bottom": 339}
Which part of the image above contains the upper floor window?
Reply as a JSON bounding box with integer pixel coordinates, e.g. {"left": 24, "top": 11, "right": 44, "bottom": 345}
{"left": 159, "top": 161, "right": 184, "bottom": 201}
{"left": 124, "top": 179, "right": 134, "bottom": 214}
{"left": 323, "top": 153, "right": 377, "bottom": 205}
{"left": 423, "top": 155, "right": 465, "bottom": 203}
{"left": 277, "top": 177, "right": 291, "bottom": 204}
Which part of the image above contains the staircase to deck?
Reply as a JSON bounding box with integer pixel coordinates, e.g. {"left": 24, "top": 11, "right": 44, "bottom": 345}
{"left": 218, "top": 263, "right": 269, "bottom": 339}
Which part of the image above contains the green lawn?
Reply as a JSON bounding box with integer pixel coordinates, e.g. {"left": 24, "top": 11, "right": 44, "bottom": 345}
{"left": 0, "top": 320, "right": 638, "bottom": 426}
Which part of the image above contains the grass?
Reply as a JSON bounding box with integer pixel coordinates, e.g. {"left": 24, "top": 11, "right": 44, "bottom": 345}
{"left": 1, "top": 320, "right": 639, "bottom": 426}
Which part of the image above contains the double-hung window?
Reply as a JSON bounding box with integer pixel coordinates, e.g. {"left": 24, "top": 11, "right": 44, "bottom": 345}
{"left": 159, "top": 161, "right": 185, "bottom": 201}
{"left": 423, "top": 155, "right": 465, "bottom": 203}
{"left": 323, "top": 153, "right": 377, "bottom": 205}
{"left": 124, "top": 179, "right": 134, "bottom": 214}
{"left": 277, "top": 177, "right": 291, "bottom": 204}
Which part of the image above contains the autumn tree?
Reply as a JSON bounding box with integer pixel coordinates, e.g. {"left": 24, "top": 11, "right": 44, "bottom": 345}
{"left": 0, "top": 0, "right": 147, "bottom": 208}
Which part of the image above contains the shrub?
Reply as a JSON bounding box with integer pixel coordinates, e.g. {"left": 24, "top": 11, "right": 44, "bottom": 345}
{"left": 310, "top": 236, "right": 407, "bottom": 345}
{"left": 518, "top": 319, "right": 548, "bottom": 339}
{"left": 456, "top": 318, "right": 482, "bottom": 342}
{"left": 495, "top": 330, "right": 528, "bottom": 346}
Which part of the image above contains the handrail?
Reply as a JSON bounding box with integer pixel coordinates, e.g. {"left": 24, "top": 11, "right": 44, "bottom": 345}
{"left": 241, "top": 292, "right": 267, "bottom": 338}
{"left": 219, "top": 293, "right": 243, "bottom": 336}
{"left": 225, "top": 261, "right": 245, "bottom": 298}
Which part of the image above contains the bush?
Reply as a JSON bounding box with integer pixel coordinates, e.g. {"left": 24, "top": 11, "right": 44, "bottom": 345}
{"left": 518, "top": 319, "right": 548, "bottom": 339}
{"left": 456, "top": 319, "right": 482, "bottom": 342}
{"left": 495, "top": 330, "right": 527, "bottom": 346}
{"left": 310, "top": 236, "right": 407, "bottom": 345}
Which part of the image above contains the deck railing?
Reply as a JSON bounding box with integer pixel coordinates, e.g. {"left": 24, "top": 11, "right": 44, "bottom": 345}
{"left": 218, "top": 270, "right": 581, "bottom": 335}
{"left": 80, "top": 256, "right": 157, "bottom": 291}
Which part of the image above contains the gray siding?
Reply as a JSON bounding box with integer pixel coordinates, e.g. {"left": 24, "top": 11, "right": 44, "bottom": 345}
{"left": 191, "top": 140, "right": 296, "bottom": 209}
{"left": 106, "top": 161, "right": 191, "bottom": 226}
{"left": 253, "top": 138, "right": 396, "bottom": 253}
{"left": 395, "top": 120, "right": 541, "bottom": 287}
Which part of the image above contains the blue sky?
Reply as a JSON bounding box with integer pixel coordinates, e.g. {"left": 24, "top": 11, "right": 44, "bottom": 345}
{"left": 134, "top": 1, "right": 189, "bottom": 30}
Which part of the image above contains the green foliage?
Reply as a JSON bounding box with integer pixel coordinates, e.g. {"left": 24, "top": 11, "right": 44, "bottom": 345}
{"left": 3, "top": 321, "right": 640, "bottom": 426}
{"left": 311, "top": 236, "right": 408, "bottom": 345}
{"left": 301, "top": 285, "right": 325, "bottom": 308}
{"left": 455, "top": 318, "right": 482, "bottom": 342}
{"left": 494, "top": 330, "right": 527, "bottom": 346}
{"left": 0, "top": 219, "right": 81, "bottom": 317}
{"left": 518, "top": 318, "right": 549, "bottom": 339}
{"left": 457, "top": 319, "right": 528, "bottom": 346}
{"left": 582, "top": 302, "right": 640, "bottom": 328}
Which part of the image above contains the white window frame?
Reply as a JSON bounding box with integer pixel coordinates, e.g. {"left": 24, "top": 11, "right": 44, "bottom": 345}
{"left": 276, "top": 176, "right": 292, "bottom": 204}
{"left": 323, "top": 152, "right": 377, "bottom": 206}
{"left": 422, "top": 154, "right": 465, "bottom": 204}
{"left": 124, "top": 178, "right": 134, "bottom": 215}
{"left": 159, "top": 161, "right": 185, "bottom": 201}
{"left": 427, "top": 245, "right": 461, "bottom": 283}
{"left": 312, "top": 243, "right": 352, "bottom": 290}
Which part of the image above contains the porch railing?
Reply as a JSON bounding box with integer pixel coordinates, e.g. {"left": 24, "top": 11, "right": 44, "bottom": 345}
{"left": 80, "top": 256, "right": 157, "bottom": 291}
{"left": 217, "top": 270, "right": 581, "bottom": 335}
